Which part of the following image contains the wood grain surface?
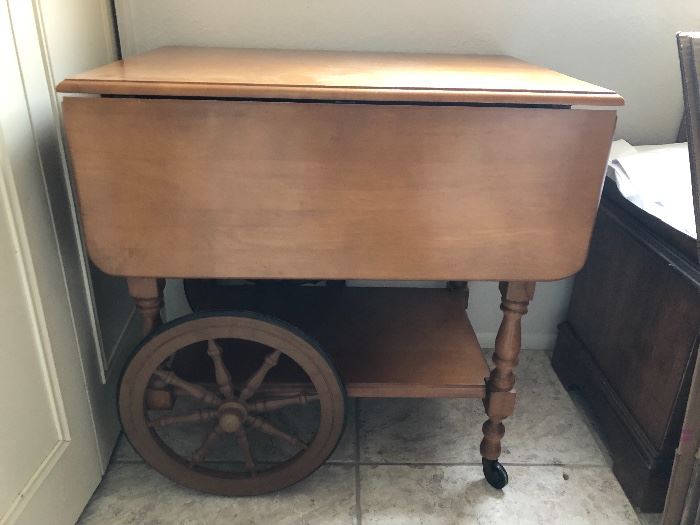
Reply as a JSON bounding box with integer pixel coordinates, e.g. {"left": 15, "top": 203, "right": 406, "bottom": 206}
{"left": 62, "top": 97, "right": 616, "bottom": 281}
{"left": 567, "top": 202, "right": 699, "bottom": 451}
{"left": 56, "top": 46, "right": 624, "bottom": 106}
{"left": 179, "top": 284, "right": 489, "bottom": 398}
{"left": 553, "top": 197, "right": 700, "bottom": 510}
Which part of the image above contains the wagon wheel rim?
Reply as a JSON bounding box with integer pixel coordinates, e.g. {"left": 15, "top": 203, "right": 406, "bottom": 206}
{"left": 119, "top": 312, "right": 346, "bottom": 496}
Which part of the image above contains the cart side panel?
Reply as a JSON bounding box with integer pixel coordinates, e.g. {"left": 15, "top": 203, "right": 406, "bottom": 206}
{"left": 62, "top": 98, "right": 616, "bottom": 281}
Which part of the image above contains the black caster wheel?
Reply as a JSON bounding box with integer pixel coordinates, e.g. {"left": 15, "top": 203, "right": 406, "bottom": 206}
{"left": 482, "top": 458, "right": 509, "bottom": 489}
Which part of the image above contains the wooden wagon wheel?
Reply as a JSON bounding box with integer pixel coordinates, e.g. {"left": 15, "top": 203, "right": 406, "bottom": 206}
{"left": 119, "top": 312, "right": 346, "bottom": 496}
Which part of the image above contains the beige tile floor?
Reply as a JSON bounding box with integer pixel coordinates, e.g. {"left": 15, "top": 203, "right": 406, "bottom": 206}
{"left": 78, "top": 350, "right": 661, "bottom": 525}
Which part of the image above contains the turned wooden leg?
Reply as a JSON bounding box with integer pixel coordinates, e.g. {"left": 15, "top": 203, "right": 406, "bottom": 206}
{"left": 126, "top": 277, "right": 165, "bottom": 336}
{"left": 127, "top": 277, "right": 173, "bottom": 409}
{"left": 480, "top": 281, "right": 535, "bottom": 487}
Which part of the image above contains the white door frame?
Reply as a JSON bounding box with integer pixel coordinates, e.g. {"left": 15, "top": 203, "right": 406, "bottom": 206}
{"left": 0, "top": 3, "right": 102, "bottom": 520}
{"left": 1, "top": 0, "right": 136, "bottom": 522}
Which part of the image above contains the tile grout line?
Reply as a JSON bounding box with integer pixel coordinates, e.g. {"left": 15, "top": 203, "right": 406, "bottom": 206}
{"left": 113, "top": 458, "right": 612, "bottom": 469}
{"left": 354, "top": 399, "right": 362, "bottom": 525}
{"left": 353, "top": 461, "right": 614, "bottom": 468}
{"left": 112, "top": 457, "right": 612, "bottom": 469}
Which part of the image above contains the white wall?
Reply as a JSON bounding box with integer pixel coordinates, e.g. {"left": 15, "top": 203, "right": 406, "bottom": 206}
{"left": 118, "top": 0, "right": 700, "bottom": 348}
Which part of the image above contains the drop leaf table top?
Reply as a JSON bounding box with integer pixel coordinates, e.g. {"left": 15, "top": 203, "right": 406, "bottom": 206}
{"left": 58, "top": 45, "right": 623, "bottom": 106}
{"left": 58, "top": 47, "right": 622, "bottom": 282}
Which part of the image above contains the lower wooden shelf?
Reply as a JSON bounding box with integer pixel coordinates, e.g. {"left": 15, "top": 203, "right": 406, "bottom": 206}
{"left": 184, "top": 282, "right": 489, "bottom": 399}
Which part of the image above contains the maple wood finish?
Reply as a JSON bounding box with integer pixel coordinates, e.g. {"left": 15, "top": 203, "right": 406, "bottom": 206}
{"left": 119, "top": 312, "right": 346, "bottom": 496}
{"left": 62, "top": 98, "right": 616, "bottom": 281}
{"left": 126, "top": 277, "right": 164, "bottom": 335}
{"left": 59, "top": 46, "right": 621, "bottom": 495}
{"left": 57, "top": 46, "right": 623, "bottom": 106}
{"left": 183, "top": 284, "right": 489, "bottom": 398}
{"left": 126, "top": 277, "right": 173, "bottom": 409}
{"left": 480, "top": 282, "right": 535, "bottom": 461}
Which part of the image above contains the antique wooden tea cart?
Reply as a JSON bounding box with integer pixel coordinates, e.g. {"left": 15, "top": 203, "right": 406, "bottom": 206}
{"left": 58, "top": 47, "right": 623, "bottom": 496}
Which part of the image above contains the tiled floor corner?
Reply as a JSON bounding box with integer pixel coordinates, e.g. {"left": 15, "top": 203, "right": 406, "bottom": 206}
{"left": 79, "top": 350, "right": 654, "bottom": 524}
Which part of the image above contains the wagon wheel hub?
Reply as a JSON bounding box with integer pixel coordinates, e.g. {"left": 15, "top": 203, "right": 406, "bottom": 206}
{"left": 217, "top": 401, "right": 247, "bottom": 433}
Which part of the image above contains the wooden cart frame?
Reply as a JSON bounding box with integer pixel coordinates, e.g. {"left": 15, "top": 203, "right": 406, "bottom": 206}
{"left": 58, "top": 46, "right": 623, "bottom": 495}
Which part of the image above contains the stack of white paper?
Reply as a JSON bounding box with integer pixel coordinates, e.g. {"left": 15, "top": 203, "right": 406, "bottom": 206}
{"left": 607, "top": 139, "right": 696, "bottom": 239}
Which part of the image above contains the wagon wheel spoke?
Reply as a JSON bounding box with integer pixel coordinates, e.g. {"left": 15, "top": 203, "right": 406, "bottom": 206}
{"left": 164, "top": 353, "right": 176, "bottom": 369}
{"left": 248, "top": 393, "right": 320, "bottom": 413}
{"left": 239, "top": 350, "right": 281, "bottom": 401}
{"left": 190, "top": 425, "right": 224, "bottom": 465}
{"left": 148, "top": 409, "right": 218, "bottom": 428}
{"left": 207, "top": 339, "right": 235, "bottom": 400}
{"left": 235, "top": 429, "right": 257, "bottom": 476}
{"left": 246, "top": 415, "right": 308, "bottom": 450}
{"left": 154, "top": 369, "right": 222, "bottom": 406}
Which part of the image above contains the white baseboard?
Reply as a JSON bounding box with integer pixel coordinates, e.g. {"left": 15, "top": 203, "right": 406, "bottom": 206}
{"left": 476, "top": 332, "right": 557, "bottom": 351}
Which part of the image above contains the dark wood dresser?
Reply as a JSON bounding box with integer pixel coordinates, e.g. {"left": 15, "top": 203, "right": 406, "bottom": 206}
{"left": 552, "top": 181, "right": 700, "bottom": 512}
